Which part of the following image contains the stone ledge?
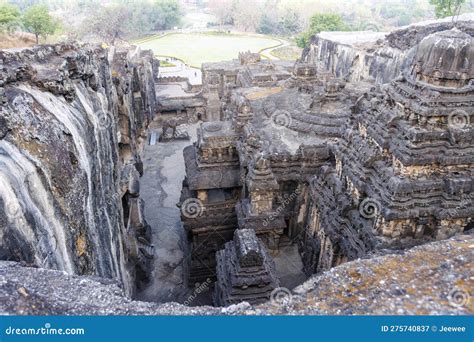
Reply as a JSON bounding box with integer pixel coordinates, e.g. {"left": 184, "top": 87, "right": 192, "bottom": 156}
{"left": 1, "top": 233, "right": 471, "bottom": 315}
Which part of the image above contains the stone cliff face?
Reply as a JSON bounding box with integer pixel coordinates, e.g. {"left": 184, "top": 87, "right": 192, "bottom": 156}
{"left": 0, "top": 43, "right": 157, "bottom": 295}
{"left": 302, "top": 14, "right": 474, "bottom": 84}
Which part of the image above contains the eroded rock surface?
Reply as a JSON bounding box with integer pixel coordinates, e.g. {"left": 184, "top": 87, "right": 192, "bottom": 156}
{"left": 0, "top": 43, "right": 156, "bottom": 295}
{"left": 302, "top": 14, "right": 474, "bottom": 84}
{"left": 0, "top": 233, "right": 471, "bottom": 315}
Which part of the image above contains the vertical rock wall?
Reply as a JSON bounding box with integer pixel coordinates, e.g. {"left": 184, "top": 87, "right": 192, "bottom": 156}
{"left": 0, "top": 43, "right": 157, "bottom": 295}
{"left": 303, "top": 31, "right": 405, "bottom": 84}
{"left": 302, "top": 15, "right": 474, "bottom": 84}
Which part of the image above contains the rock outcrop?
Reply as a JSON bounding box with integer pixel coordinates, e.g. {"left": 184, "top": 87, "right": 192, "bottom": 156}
{"left": 301, "top": 14, "right": 474, "bottom": 84}
{"left": 1, "top": 17, "right": 472, "bottom": 313}
{"left": 1, "top": 233, "right": 471, "bottom": 315}
{"left": 0, "top": 43, "right": 157, "bottom": 295}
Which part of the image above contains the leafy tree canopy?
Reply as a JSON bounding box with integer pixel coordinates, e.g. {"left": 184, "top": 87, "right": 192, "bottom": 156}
{"left": 152, "top": 0, "right": 182, "bottom": 30}
{"left": 297, "top": 13, "right": 348, "bottom": 48}
{"left": 429, "top": 0, "right": 465, "bottom": 18}
{"left": 23, "top": 4, "right": 57, "bottom": 44}
{"left": 0, "top": 3, "right": 21, "bottom": 26}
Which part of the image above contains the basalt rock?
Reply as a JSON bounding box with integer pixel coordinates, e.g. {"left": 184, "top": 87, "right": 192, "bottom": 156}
{"left": 0, "top": 233, "right": 471, "bottom": 315}
{"left": 0, "top": 43, "right": 156, "bottom": 296}
{"left": 301, "top": 14, "right": 474, "bottom": 84}
{"left": 298, "top": 28, "right": 473, "bottom": 276}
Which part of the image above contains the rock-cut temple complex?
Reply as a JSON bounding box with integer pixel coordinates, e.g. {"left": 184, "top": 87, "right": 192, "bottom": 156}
{"left": 0, "top": 17, "right": 472, "bottom": 311}
{"left": 178, "top": 26, "right": 473, "bottom": 305}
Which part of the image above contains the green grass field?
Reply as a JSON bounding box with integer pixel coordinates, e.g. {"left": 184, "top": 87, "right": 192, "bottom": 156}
{"left": 135, "top": 32, "right": 282, "bottom": 67}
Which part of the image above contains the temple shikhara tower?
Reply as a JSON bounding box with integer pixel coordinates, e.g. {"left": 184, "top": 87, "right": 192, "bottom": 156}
{"left": 349, "top": 29, "right": 473, "bottom": 239}
{"left": 214, "top": 229, "right": 279, "bottom": 306}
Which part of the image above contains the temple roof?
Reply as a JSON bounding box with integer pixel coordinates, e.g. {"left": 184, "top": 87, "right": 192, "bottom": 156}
{"left": 411, "top": 28, "right": 473, "bottom": 87}
{"left": 183, "top": 146, "right": 241, "bottom": 190}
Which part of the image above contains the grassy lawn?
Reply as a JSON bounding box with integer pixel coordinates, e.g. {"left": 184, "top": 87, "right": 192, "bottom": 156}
{"left": 158, "top": 60, "right": 177, "bottom": 67}
{"left": 135, "top": 32, "right": 282, "bottom": 67}
{"left": 270, "top": 46, "right": 303, "bottom": 60}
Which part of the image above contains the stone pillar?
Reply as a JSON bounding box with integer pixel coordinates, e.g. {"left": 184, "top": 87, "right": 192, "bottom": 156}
{"left": 247, "top": 157, "right": 279, "bottom": 216}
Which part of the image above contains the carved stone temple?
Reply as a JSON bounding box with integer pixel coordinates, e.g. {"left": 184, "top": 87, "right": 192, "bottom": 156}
{"left": 1, "top": 17, "right": 472, "bottom": 314}
{"left": 179, "top": 24, "right": 473, "bottom": 303}
{"left": 214, "top": 229, "right": 279, "bottom": 306}
{"left": 180, "top": 121, "right": 242, "bottom": 282}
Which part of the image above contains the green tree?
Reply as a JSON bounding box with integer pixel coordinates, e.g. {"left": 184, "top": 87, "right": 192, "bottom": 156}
{"left": 429, "top": 0, "right": 465, "bottom": 18}
{"left": 0, "top": 4, "right": 21, "bottom": 31}
{"left": 80, "top": 3, "right": 128, "bottom": 43}
{"left": 152, "top": 0, "right": 181, "bottom": 30}
{"left": 279, "top": 8, "right": 301, "bottom": 35}
{"left": 258, "top": 13, "right": 279, "bottom": 34}
{"left": 297, "top": 13, "right": 347, "bottom": 48}
{"left": 23, "top": 4, "right": 56, "bottom": 44}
